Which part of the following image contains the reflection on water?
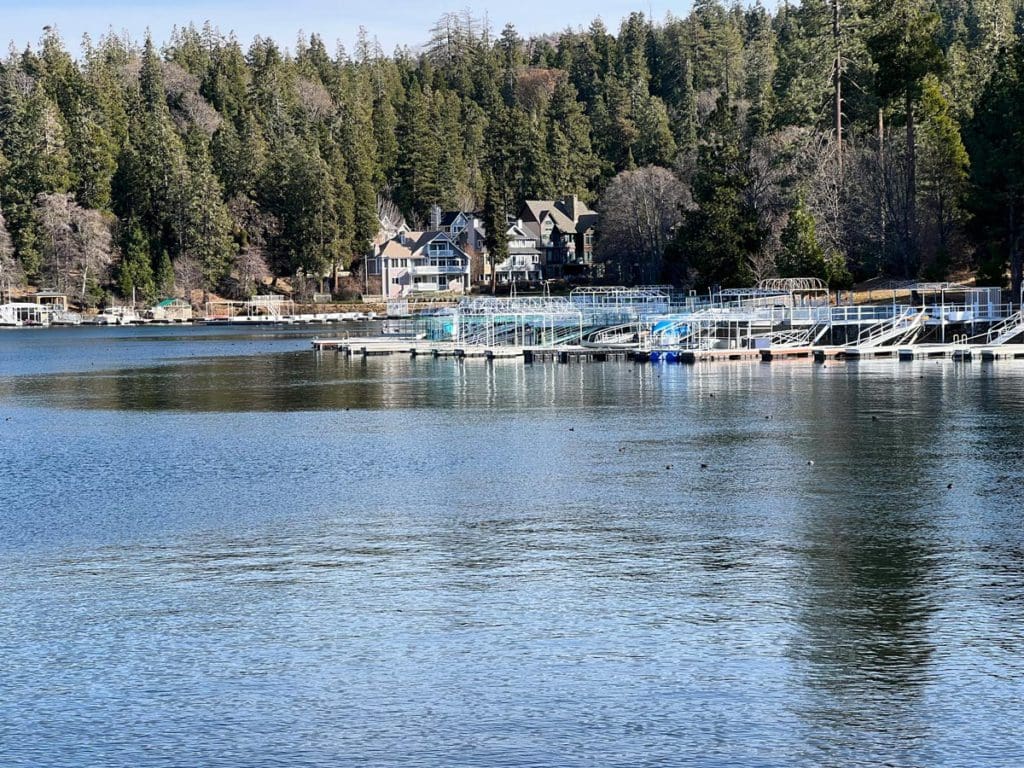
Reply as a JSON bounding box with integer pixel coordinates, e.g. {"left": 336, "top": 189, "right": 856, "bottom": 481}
{"left": 2, "top": 327, "right": 1024, "bottom": 767}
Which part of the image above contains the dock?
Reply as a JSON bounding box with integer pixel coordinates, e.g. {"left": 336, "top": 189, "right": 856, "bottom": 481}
{"left": 312, "top": 337, "right": 632, "bottom": 363}
{"left": 979, "top": 344, "right": 1024, "bottom": 360}
{"left": 761, "top": 346, "right": 846, "bottom": 362}
{"left": 307, "top": 279, "right": 1024, "bottom": 368}
{"left": 650, "top": 348, "right": 761, "bottom": 363}
{"left": 314, "top": 334, "right": 1024, "bottom": 367}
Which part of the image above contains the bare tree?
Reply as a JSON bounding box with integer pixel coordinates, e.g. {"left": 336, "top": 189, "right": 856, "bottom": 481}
{"left": 35, "top": 193, "right": 116, "bottom": 305}
{"left": 232, "top": 248, "right": 271, "bottom": 299}
{"left": 74, "top": 207, "right": 116, "bottom": 303}
{"left": 295, "top": 77, "right": 335, "bottom": 121}
{"left": 802, "top": 132, "right": 846, "bottom": 258}
{"left": 35, "top": 193, "right": 76, "bottom": 293}
{"left": 744, "top": 129, "right": 805, "bottom": 276}
{"left": 173, "top": 254, "right": 205, "bottom": 301}
{"left": 596, "top": 166, "right": 691, "bottom": 284}
{"left": 375, "top": 193, "right": 406, "bottom": 239}
{"left": 425, "top": 11, "right": 482, "bottom": 67}
{"left": 226, "top": 194, "right": 278, "bottom": 298}
{"left": 163, "top": 61, "right": 223, "bottom": 135}
{"left": 0, "top": 207, "right": 24, "bottom": 293}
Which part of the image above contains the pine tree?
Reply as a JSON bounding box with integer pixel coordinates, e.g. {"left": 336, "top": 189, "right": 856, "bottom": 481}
{"left": 631, "top": 86, "right": 676, "bottom": 167}
{"left": 155, "top": 248, "right": 175, "bottom": 295}
{"left": 0, "top": 62, "right": 72, "bottom": 277}
{"left": 371, "top": 80, "right": 400, "bottom": 188}
{"left": 337, "top": 68, "right": 381, "bottom": 257}
{"left": 917, "top": 75, "right": 970, "bottom": 278}
{"left": 666, "top": 99, "right": 760, "bottom": 289}
{"left": 778, "top": 196, "right": 828, "bottom": 279}
{"left": 546, "top": 78, "right": 599, "bottom": 198}
{"left": 743, "top": 4, "right": 777, "bottom": 138}
{"left": 867, "top": 0, "right": 946, "bottom": 275}
{"left": 395, "top": 84, "right": 441, "bottom": 222}
{"left": 178, "top": 130, "right": 235, "bottom": 287}
{"left": 967, "top": 38, "right": 1024, "bottom": 293}
{"left": 482, "top": 172, "right": 508, "bottom": 292}
{"left": 118, "top": 220, "right": 156, "bottom": 302}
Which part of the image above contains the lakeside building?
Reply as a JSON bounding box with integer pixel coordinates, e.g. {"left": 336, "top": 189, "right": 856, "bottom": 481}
{"left": 365, "top": 195, "right": 598, "bottom": 296}
{"left": 518, "top": 195, "right": 599, "bottom": 279}
{"left": 149, "top": 298, "right": 193, "bottom": 322}
{"left": 483, "top": 220, "right": 545, "bottom": 285}
{"left": 368, "top": 230, "right": 473, "bottom": 298}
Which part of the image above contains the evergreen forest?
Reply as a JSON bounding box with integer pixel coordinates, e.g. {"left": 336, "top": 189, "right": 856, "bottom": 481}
{"left": 2, "top": 1, "right": 1024, "bottom": 305}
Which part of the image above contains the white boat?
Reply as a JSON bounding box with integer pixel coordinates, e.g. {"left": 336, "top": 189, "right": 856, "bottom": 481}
{"left": 84, "top": 306, "right": 143, "bottom": 325}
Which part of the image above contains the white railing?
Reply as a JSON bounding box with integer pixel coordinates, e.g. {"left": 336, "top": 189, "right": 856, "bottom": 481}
{"left": 850, "top": 310, "right": 926, "bottom": 348}
{"left": 984, "top": 310, "right": 1024, "bottom": 345}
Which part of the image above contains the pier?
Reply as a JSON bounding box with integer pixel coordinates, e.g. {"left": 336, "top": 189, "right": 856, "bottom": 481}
{"left": 311, "top": 280, "right": 1024, "bottom": 367}
{"left": 311, "top": 336, "right": 633, "bottom": 363}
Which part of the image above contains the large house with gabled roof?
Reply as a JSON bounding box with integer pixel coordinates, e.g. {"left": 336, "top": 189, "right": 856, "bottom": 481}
{"left": 519, "top": 195, "right": 599, "bottom": 278}
{"left": 368, "top": 229, "right": 472, "bottom": 298}
{"left": 484, "top": 219, "right": 544, "bottom": 284}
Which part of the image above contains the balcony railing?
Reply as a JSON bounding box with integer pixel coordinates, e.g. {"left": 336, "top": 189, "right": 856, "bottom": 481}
{"left": 413, "top": 264, "right": 468, "bottom": 276}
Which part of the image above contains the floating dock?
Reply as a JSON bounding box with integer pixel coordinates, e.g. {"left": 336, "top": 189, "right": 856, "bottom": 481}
{"left": 312, "top": 337, "right": 632, "bottom": 363}
{"left": 313, "top": 335, "right": 1024, "bottom": 366}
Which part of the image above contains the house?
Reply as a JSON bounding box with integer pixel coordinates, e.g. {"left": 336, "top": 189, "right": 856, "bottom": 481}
{"left": 371, "top": 230, "right": 472, "bottom": 298}
{"left": 425, "top": 206, "right": 545, "bottom": 285}
{"left": 34, "top": 290, "right": 69, "bottom": 312}
{"left": 430, "top": 205, "right": 487, "bottom": 254}
{"left": 483, "top": 219, "right": 544, "bottom": 284}
{"left": 519, "top": 195, "right": 599, "bottom": 278}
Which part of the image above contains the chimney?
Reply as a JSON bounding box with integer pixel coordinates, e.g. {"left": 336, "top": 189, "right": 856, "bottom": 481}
{"left": 430, "top": 203, "right": 442, "bottom": 231}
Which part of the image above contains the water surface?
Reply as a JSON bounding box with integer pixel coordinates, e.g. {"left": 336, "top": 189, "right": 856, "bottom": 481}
{"left": 1, "top": 326, "right": 1022, "bottom": 767}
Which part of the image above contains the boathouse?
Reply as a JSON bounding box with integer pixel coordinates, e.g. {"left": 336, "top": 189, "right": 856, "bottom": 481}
{"left": 150, "top": 298, "right": 193, "bottom": 322}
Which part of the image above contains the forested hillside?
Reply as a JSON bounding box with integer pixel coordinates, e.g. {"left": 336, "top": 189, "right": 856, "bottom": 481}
{"left": 1, "top": 1, "right": 1024, "bottom": 305}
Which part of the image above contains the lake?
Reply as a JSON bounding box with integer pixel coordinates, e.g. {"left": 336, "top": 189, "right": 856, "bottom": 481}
{"left": 1, "top": 325, "right": 1023, "bottom": 767}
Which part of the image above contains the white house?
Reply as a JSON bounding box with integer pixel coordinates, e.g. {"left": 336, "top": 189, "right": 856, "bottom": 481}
{"left": 372, "top": 230, "right": 472, "bottom": 298}
{"left": 485, "top": 220, "right": 544, "bottom": 284}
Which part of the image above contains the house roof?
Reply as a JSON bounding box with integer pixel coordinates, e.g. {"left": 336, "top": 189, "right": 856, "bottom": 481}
{"left": 379, "top": 231, "right": 470, "bottom": 261}
{"left": 506, "top": 221, "right": 534, "bottom": 239}
{"left": 520, "top": 195, "right": 597, "bottom": 235}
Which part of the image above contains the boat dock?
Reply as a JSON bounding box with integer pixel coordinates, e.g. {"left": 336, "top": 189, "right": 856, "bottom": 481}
{"left": 312, "top": 337, "right": 633, "bottom": 363}
{"left": 315, "top": 333, "right": 1024, "bottom": 367}
{"left": 309, "top": 281, "right": 1024, "bottom": 367}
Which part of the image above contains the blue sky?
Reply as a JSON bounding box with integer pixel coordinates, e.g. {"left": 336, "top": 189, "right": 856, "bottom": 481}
{"left": 3, "top": 1, "right": 682, "bottom": 54}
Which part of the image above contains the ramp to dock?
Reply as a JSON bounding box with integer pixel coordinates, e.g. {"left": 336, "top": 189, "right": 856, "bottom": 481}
{"left": 851, "top": 309, "right": 927, "bottom": 349}
{"left": 984, "top": 310, "right": 1024, "bottom": 346}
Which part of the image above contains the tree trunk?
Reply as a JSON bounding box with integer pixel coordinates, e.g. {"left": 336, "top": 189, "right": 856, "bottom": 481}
{"left": 1011, "top": 196, "right": 1023, "bottom": 301}
{"left": 879, "top": 109, "right": 886, "bottom": 260}
{"left": 906, "top": 90, "right": 917, "bottom": 276}
{"left": 833, "top": 0, "right": 843, "bottom": 177}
